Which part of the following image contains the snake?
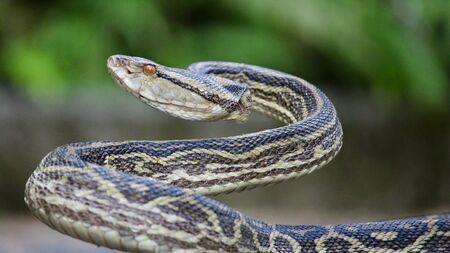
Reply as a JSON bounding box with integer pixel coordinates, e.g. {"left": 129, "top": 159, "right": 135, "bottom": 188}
{"left": 24, "top": 55, "right": 449, "bottom": 253}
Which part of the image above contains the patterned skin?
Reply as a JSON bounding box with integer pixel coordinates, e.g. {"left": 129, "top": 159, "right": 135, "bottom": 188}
{"left": 25, "top": 55, "right": 449, "bottom": 252}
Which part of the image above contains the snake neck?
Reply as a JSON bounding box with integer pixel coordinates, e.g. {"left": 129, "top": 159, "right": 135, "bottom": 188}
{"left": 189, "top": 62, "right": 325, "bottom": 124}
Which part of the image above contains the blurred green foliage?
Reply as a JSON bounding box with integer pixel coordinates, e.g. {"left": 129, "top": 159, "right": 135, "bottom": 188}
{"left": 0, "top": 0, "right": 448, "bottom": 108}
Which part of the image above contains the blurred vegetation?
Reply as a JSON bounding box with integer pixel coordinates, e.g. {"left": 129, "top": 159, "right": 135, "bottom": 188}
{"left": 0, "top": 0, "right": 448, "bottom": 108}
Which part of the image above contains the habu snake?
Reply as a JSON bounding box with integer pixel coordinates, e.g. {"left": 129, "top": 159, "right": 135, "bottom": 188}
{"left": 25, "top": 55, "right": 449, "bottom": 252}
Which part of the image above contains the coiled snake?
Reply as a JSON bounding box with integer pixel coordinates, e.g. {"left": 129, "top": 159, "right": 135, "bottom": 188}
{"left": 25, "top": 55, "right": 449, "bottom": 252}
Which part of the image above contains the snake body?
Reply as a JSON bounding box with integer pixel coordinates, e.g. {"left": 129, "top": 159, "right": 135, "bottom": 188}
{"left": 25, "top": 55, "right": 449, "bottom": 252}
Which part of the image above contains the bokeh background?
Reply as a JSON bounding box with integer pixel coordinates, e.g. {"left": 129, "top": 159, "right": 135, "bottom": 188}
{"left": 0, "top": 0, "right": 449, "bottom": 252}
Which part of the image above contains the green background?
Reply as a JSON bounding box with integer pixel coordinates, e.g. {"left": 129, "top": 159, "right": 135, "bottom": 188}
{"left": 1, "top": 0, "right": 448, "bottom": 108}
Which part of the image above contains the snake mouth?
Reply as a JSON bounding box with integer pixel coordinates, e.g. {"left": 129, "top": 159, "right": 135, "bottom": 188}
{"left": 107, "top": 56, "right": 144, "bottom": 97}
{"left": 141, "top": 96, "right": 217, "bottom": 112}
{"left": 108, "top": 68, "right": 142, "bottom": 96}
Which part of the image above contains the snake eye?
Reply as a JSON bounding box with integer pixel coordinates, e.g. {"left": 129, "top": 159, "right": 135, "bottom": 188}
{"left": 143, "top": 65, "right": 156, "bottom": 76}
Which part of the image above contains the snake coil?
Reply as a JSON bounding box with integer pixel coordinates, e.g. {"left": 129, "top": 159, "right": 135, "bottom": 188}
{"left": 25, "top": 55, "right": 449, "bottom": 252}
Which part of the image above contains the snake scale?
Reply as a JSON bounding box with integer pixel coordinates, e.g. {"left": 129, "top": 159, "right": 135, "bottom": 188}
{"left": 25, "top": 55, "right": 449, "bottom": 252}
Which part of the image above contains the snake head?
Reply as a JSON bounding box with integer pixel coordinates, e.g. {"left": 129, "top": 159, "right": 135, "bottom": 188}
{"left": 107, "top": 55, "right": 251, "bottom": 121}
